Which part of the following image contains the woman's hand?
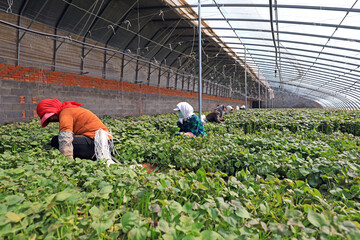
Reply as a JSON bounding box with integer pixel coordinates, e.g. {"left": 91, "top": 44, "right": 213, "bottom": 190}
{"left": 183, "top": 132, "right": 194, "bottom": 137}
{"left": 176, "top": 132, "right": 194, "bottom": 137}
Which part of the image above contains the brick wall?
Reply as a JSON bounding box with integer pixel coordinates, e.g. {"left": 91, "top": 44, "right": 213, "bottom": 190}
{"left": 0, "top": 63, "right": 248, "bottom": 124}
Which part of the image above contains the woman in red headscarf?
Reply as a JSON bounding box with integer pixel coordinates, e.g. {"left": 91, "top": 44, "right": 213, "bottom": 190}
{"left": 36, "top": 98, "right": 112, "bottom": 161}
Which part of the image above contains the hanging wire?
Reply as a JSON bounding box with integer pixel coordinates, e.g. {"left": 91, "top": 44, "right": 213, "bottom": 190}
{"left": 72, "top": 0, "right": 99, "bottom": 35}
{"left": 212, "top": 0, "right": 264, "bottom": 94}
{"left": 60, "top": 0, "right": 192, "bottom": 59}
{"left": 295, "top": 0, "right": 359, "bottom": 96}
{"left": 137, "top": 0, "right": 140, "bottom": 55}
{"left": 6, "top": 0, "right": 13, "bottom": 13}
{"left": 60, "top": 0, "right": 237, "bottom": 82}
{"left": 269, "top": 0, "right": 280, "bottom": 79}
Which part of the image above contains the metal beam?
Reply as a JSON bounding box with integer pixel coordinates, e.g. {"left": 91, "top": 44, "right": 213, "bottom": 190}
{"left": 251, "top": 56, "right": 360, "bottom": 84}
{"left": 247, "top": 53, "right": 360, "bottom": 77}
{"left": 139, "top": 4, "right": 360, "bottom": 13}
{"left": 155, "top": 18, "right": 360, "bottom": 31}
{"left": 218, "top": 36, "right": 360, "bottom": 54}
{"left": 261, "top": 69, "right": 360, "bottom": 101}
{"left": 175, "top": 27, "right": 360, "bottom": 44}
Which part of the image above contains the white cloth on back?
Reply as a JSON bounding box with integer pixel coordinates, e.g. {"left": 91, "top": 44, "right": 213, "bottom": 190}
{"left": 58, "top": 131, "right": 73, "bottom": 158}
{"left": 94, "top": 129, "right": 115, "bottom": 166}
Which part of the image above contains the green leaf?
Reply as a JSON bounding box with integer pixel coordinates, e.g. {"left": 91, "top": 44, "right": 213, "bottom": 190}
{"left": 207, "top": 208, "right": 218, "bottom": 221}
{"left": 55, "top": 191, "right": 73, "bottom": 202}
{"left": 128, "top": 227, "right": 147, "bottom": 240}
{"left": 6, "top": 211, "right": 24, "bottom": 222}
{"left": 259, "top": 203, "right": 267, "bottom": 215}
{"left": 183, "top": 202, "right": 193, "bottom": 214}
{"left": 310, "top": 188, "right": 322, "bottom": 198}
{"left": 197, "top": 182, "right": 208, "bottom": 190}
{"left": 284, "top": 209, "right": 303, "bottom": 219}
{"left": 221, "top": 214, "right": 238, "bottom": 227}
{"left": 5, "top": 194, "right": 24, "bottom": 205}
{"left": 100, "top": 185, "right": 113, "bottom": 195}
{"left": 168, "top": 201, "right": 182, "bottom": 217}
{"left": 201, "top": 230, "right": 225, "bottom": 240}
{"left": 235, "top": 206, "right": 251, "bottom": 219}
{"left": 340, "top": 221, "right": 359, "bottom": 232}
{"left": 13, "top": 167, "right": 25, "bottom": 174}
{"left": 158, "top": 219, "right": 170, "bottom": 233}
{"left": 121, "top": 212, "right": 139, "bottom": 233}
{"left": 89, "top": 206, "right": 104, "bottom": 218}
{"left": 0, "top": 223, "right": 12, "bottom": 235}
{"left": 183, "top": 235, "right": 201, "bottom": 240}
{"left": 299, "top": 168, "right": 310, "bottom": 176}
{"left": 307, "top": 209, "right": 330, "bottom": 228}
{"left": 176, "top": 216, "right": 195, "bottom": 233}
{"left": 349, "top": 232, "right": 360, "bottom": 240}
{"left": 162, "top": 233, "right": 174, "bottom": 240}
{"left": 216, "top": 197, "right": 229, "bottom": 210}
{"left": 0, "top": 204, "right": 7, "bottom": 215}
{"left": 92, "top": 218, "right": 113, "bottom": 234}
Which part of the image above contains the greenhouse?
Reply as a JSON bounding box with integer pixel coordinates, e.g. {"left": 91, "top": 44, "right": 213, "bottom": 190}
{"left": 0, "top": 0, "right": 359, "bottom": 239}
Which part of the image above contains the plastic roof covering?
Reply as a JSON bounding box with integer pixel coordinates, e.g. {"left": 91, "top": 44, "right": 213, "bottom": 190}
{"left": 167, "top": 0, "right": 360, "bottom": 109}
{"left": 1, "top": 0, "right": 359, "bottom": 108}
{"left": 0, "top": 0, "right": 264, "bottom": 101}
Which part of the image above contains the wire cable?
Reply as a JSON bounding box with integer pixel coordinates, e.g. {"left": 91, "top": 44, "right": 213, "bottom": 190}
{"left": 296, "top": 0, "right": 359, "bottom": 96}
{"left": 269, "top": 0, "right": 279, "bottom": 79}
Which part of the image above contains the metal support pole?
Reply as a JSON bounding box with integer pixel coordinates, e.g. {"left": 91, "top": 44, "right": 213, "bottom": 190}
{"left": 135, "top": 57, "right": 139, "bottom": 83}
{"left": 175, "top": 73, "right": 178, "bottom": 89}
{"left": 258, "top": 68, "right": 261, "bottom": 108}
{"left": 244, "top": 47, "right": 247, "bottom": 109}
{"left": 81, "top": 42, "right": 85, "bottom": 74}
{"left": 16, "top": 16, "right": 21, "bottom": 66}
{"left": 147, "top": 62, "right": 151, "bottom": 86}
{"left": 198, "top": 0, "right": 203, "bottom": 116}
{"left": 167, "top": 71, "right": 170, "bottom": 88}
{"left": 53, "top": 29, "right": 57, "bottom": 71}
{"left": 103, "top": 49, "right": 107, "bottom": 78}
{"left": 120, "top": 54, "right": 125, "bottom": 81}
{"left": 181, "top": 75, "right": 185, "bottom": 90}
{"left": 158, "top": 65, "right": 162, "bottom": 87}
{"left": 187, "top": 76, "right": 190, "bottom": 91}
{"left": 265, "top": 90, "right": 268, "bottom": 108}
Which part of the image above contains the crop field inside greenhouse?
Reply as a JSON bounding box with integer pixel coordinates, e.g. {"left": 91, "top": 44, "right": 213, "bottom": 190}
{"left": 1, "top": 109, "right": 359, "bottom": 239}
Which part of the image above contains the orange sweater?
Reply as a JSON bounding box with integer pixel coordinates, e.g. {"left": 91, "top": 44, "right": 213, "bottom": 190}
{"left": 59, "top": 107, "right": 109, "bottom": 139}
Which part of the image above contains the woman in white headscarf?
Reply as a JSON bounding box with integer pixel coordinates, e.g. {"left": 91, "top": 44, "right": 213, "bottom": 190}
{"left": 225, "top": 105, "right": 233, "bottom": 115}
{"left": 174, "top": 102, "right": 206, "bottom": 137}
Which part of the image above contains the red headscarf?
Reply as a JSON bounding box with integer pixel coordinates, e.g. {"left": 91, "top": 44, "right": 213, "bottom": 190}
{"left": 36, "top": 98, "right": 83, "bottom": 118}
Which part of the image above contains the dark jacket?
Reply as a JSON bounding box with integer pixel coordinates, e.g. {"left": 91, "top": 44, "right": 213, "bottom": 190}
{"left": 206, "top": 111, "right": 221, "bottom": 123}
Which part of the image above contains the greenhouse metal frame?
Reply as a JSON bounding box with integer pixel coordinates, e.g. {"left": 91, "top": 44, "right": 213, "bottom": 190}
{"left": 0, "top": 0, "right": 359, "bottom": 109}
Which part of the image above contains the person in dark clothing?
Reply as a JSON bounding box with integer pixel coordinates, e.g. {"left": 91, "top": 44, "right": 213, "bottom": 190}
{"left": 216, "top": 105, "right": 226, "bottom": 118}
{"left": 205, "top": 110, "right": 222, "bottom": 123}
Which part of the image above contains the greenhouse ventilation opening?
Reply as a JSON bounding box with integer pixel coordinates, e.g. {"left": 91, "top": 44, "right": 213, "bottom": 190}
{"left": 0, "top": 0, "right": 359, "bottom": 110}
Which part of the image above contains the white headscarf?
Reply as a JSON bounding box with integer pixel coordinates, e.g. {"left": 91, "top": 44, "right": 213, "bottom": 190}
{"left": 225, "top": 105, "right": 233, "bottom": 114}
{"left": 174, "top": 102, "right": 194, "bottom": 124}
